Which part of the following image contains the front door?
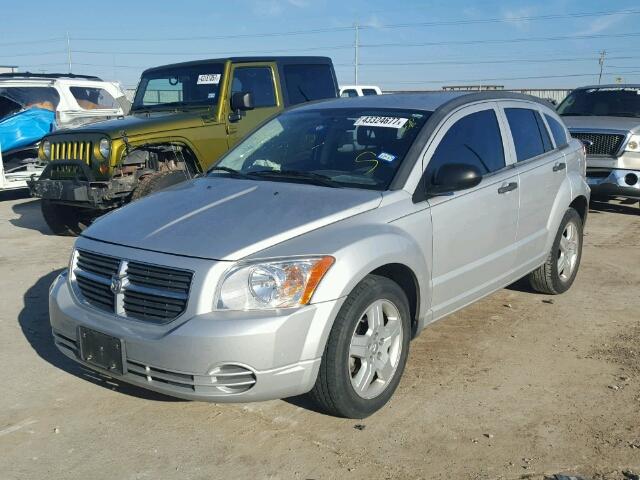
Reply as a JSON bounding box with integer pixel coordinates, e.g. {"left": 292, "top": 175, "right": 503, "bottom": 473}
{"left": 425, "top": 104, "right": 520, "bottom": 319}
{"left": 226, "top": 63, "right": 282, "bottom": 147}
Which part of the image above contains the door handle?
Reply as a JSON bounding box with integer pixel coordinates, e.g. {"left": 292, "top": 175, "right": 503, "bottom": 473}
{"left": 553, "top": 162, "right": 566, "bottom": 172}
{"left": 497, "top": 182, "right": 518, "bottom": 194}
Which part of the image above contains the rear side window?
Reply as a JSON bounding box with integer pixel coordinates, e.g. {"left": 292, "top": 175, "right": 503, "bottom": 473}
{"left": 341, "top": 89, "right": 358, "bottom": 98}
{"left": 283, "top": 64, "right": 336, "bottom": 105}
{"left": 70, "top": 87, "right": 118, "bottom": 110}
{"left": 505, "top": 108, "right": 550, "bottom": 161}
{"left": 426, "top": 109, "right": 505, "bottom": 180}
{"left": 362, "top": 88, "right": 379, "bottom": 96}
{"left": 544, "top": 114, "right": 568, "bottom": 147}
{"left": 231, "top": 67, "right": 276, "bottom": 108}
{"left": 534, "top": 111, "right": 553, "bottom": 151}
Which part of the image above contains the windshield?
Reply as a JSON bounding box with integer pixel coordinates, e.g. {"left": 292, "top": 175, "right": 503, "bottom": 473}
{"left": 132, "top": 63, "right": 224, "bottom": 110}
{"left": 211, "top": 108, "right": 430, "bottom": 190}
{"left": 0, "top": 87, "right": 60, "bottom": 120}
{"left": 557, "top": 87, "right": 640, "bottom": 117}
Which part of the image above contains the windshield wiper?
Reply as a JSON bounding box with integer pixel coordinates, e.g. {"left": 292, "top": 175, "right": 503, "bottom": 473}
{"left": 250, "top": 169, "right": 342, "bottom": 188}
{"left": 208, "top": 166, "right": 253, "bottom": 179}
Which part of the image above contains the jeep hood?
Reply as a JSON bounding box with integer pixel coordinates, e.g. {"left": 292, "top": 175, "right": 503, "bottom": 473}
{"left": 51, "top": 107, "right": 218, "bottom": 139}
{"left": 562, "top": 115, "right": 640, "bottom": 133}
{"left": 82, "top": 177, "right": 382, "bottom": 261}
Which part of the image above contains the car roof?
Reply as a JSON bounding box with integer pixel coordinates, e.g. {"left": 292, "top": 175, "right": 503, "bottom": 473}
{"left": 142, "top": 56, "right": 333, "bottom": 75}
{"left": 572, "top": 84, "right": 640, "bottom": 90}
{"left": 291, "top": 91, "right": 551, "bottom": 113}
{"left": 0, "top": 72, "right": 102, "bottom": 81}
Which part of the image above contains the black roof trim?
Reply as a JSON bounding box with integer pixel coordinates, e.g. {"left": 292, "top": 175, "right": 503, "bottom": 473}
{"left": 0, "top": 72, "right": 102, "bottom": 81}
{"left": 142, "top": 56, "right": 333, "bottom": 75}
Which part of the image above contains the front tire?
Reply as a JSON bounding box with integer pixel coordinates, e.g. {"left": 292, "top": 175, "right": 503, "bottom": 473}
{"left": 131, "top": 170, "right": 188, "bottom": 201}
{"left": 309, "top": 275, "right": 411, "bottom": 418}
{"left": 40, "top": 200, "right": 94, "bottom": 236}
{"left": 528, "top": 207, "right": 583, "bottom": 295}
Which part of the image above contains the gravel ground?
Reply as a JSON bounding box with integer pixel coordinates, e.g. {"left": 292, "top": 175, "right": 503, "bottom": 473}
{"left": 0, "top": 192, "right": 638, "bottom": 480}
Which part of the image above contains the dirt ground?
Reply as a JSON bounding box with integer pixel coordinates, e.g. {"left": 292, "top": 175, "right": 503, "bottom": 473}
{"left": 0, "top": 192, "right": 638, "bottom": 480}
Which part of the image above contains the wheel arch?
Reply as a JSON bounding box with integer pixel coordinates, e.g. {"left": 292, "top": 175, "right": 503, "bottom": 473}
{"left": 569, "top": 194, "right": 588, "bottom": 226}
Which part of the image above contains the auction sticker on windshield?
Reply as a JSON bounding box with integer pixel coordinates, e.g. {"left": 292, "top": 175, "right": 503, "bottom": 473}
{"left": 197, "top": 74, "right": 221, "bottom": 85}
{"left": 354, "top": 116, "right": 408, "bottom": 128}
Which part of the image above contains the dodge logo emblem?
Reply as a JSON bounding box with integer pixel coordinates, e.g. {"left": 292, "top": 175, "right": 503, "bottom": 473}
{"left": 110, "top": 275, "right": 124, "bottom": 294}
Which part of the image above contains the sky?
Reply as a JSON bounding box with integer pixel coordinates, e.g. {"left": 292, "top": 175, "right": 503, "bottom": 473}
{"left": 1, "top": 0, "right": 640, "bottom": 91}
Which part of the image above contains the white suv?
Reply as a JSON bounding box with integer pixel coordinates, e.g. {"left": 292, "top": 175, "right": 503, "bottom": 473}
{"left": 0, "top": 73, "right": 128, "bottom": 191}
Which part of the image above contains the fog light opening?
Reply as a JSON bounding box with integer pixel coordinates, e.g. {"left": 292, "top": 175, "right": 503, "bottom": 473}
{"left": 624, "top": 173, "right": 638, "bottom": 186}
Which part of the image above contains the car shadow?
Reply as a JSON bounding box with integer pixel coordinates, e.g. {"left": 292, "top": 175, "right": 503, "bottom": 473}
{"left": 7, "top": 197, "right": 55, "bottom": 235}
{"left": 589, "top": 198, "right": 639, "bottom": 216}
{"left": 19, "top": 269, "right": 183, "bottom": 402}
{"left": 0, "top": 188, "right": 31, "bottom": 202}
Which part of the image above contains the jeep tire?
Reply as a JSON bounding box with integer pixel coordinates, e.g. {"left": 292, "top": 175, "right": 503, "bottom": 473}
{"left": 131, "top": 170, "right": 188, "bottom": 201}
{"left": 41, "top": 200, "right": 93, "bottom": 236}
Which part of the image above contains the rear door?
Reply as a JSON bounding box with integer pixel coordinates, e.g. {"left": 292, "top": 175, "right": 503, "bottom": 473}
{"left": 498, "top": 102, "right": 566, "bottom": 271}
{"left": 226, "top": 63, "right": 282, "bottom": 147}
{"left": 426, "top": 103, "right": 520, "bottom": 319}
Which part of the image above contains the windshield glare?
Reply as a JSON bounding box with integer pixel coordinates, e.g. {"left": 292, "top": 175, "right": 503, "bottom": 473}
{"left": 132, "top": 63, "right": 224, "bottom": 110}
{"left": 557, "top": 87, "right": 640, "bottom": 117}
{"left": 212, "top": 108, "right": 429, "bottom": 190}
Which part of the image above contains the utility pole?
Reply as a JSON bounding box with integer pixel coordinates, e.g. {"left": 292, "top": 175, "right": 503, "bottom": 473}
{"left": 66, "top": 31, "right": 72, "bottom": 73}
{"left": 598, "top": 50, "right": 606, "bottom": 85}
{"left": 354, "top": 23, "right": 359, "bottom": 85}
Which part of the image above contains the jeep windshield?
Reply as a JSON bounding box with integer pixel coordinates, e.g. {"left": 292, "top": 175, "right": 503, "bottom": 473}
{"left": 131, "top": 63, "right": 224, "bottom": 111}
{"left": 557, "top": 87, "right": 640, "bottom": 118}
{"left": 211, "top": 108, "right": 430, "bottom": 190}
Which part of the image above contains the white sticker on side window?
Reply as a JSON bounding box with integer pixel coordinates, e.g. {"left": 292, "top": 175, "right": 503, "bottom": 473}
{"left": 354, "top": 116, "right": 408, "bottom": 129}
{"left": 197, "top": 74, "right": 221, "bottom": 85}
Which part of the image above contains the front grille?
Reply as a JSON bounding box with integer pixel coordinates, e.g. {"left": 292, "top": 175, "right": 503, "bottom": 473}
{"left": 72, "top": 250, "right": 193, "bottom": 323}
{"left": 571, "top": 132, "right": 625, "bottom": 156}
{"left": 50, "top": 141, "right": 93, "bottom": 163}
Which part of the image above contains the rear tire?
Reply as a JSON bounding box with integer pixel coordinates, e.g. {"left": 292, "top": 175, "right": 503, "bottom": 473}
{"left": 309, "top": 275, "right": 411, "bottom": 418}
{"left": 40, "top": 200, "right": 93, "bottom": 236}
{"left": 131, "top": 170, "right": 188, "bottom": 201}
{"left": 528, "top": 207, "right": 583, "bottom": 295}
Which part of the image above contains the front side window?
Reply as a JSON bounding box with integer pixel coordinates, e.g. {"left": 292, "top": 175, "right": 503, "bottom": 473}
{"left": 133, "top": 63, "right": 223, "bottom": 110}
{"left": 505, "top": 108, "right": 548, "bottom": 161}
{"left": 232, "top": 67, "right": 276, "bottom": 108}
{"left": 284, "top": 64, "right": 336, "bottom": 105}
{"left": 545, "top": 114, "right": 568, "bottom": 147}
{"left": 213, "top": 108, "right": 430, "bottom": 190}
{"left": 341, "top": 89, "right": 358, "bottom": 98}
{"left": 70, "top": 87, "right": 118, "bottom": 110}
{"left": 425, "top": 109, "right": 505, "bottom": 183}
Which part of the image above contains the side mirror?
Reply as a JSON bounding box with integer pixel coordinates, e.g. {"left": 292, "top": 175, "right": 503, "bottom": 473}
{"left": 429, "top": 163, "right": 483, "bottom": 196}
{"left": 230, "top": 91, "right": 254, "bottom": 112}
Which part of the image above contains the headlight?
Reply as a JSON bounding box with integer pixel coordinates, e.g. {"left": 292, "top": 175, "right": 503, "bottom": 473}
{"left": 99, "top": 138, "right": 111, "bottom": 159}
{"left": 42, "top": 140, "right": 51, "bottom": 159}
{"left": 625, "top": 134, "right": 640, "bottom": 152}
{"left": 216, "top": 256, "right": 334, "bottom": 310}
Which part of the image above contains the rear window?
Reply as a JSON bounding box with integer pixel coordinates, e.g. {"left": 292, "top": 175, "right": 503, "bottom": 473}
{"left": 545, "top": 114, "right": 568, "bottom": 147}
{"left": 505, "top": 108, "right": 549, "bottom": 161}
{"left": 70, "top": 87, "right": 119, "bottom": 110}
{"left": 283, "top": 64, "right": 336, "bottom": 105}
{"left": 0, "top": 87, "right": 60, "bottom": 119}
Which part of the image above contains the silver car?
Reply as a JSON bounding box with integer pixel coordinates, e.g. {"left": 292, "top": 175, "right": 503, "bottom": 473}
{"left": 558, "top": 85, "right": 640, "bottom": 201}
{"left": 49, "top": 92, "right": 589, "bottom": 418}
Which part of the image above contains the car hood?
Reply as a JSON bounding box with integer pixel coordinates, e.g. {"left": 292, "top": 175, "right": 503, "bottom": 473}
{"left": 562, "top": 115, "right": 640, "bottom": 133}
{"left": 82, "top": 177, "right": 383, "bottom": 261}
{"left": 50, "top": 107, "right": 217, "bottom": 139}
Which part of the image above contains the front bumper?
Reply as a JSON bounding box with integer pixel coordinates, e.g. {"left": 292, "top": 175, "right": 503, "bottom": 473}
{"left": 587, "top": 168, "right": 640, "bottom": 199}
{"left": 28, "top": 160, "right": 131, "bottom": 209}
{"left": 49, "top": 271, "right": 344, "bottom": 402}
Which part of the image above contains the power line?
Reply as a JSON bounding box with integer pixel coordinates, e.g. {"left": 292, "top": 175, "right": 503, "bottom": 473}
{"left": 361, "top": 31, "right": 640, "bottom": 49}
{"left": 382, "top": 71, "right": 640, "bottom": 85}
{"left": 357, "top": 55, "right": 638, "bottom": 67}
{"left": 70, "top": 44, "right": 353, "bottom": 56}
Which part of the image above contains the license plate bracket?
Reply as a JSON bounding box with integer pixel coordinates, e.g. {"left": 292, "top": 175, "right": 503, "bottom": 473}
{"left": 79, "top": 327, "right": 124, "bottom": 375}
